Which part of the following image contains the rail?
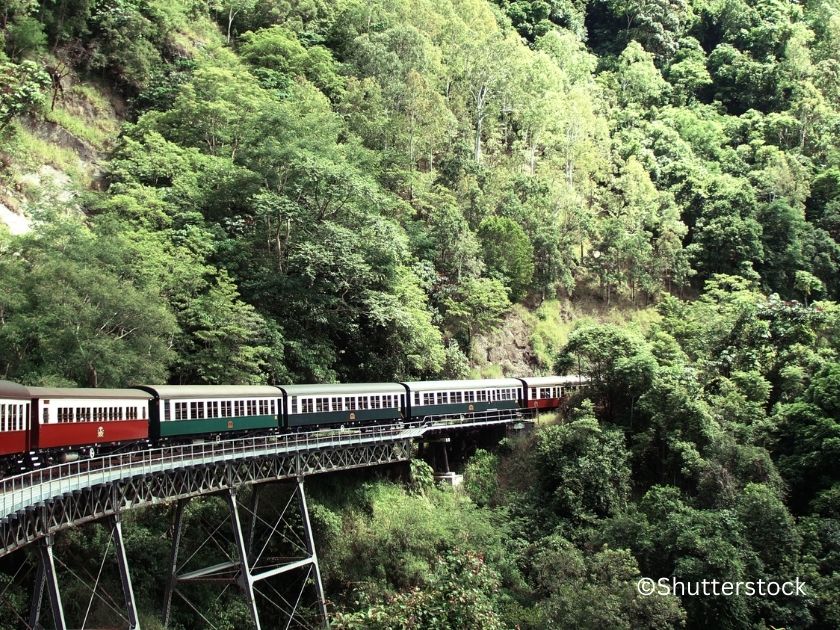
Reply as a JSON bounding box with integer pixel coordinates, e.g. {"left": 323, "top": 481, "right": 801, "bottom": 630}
{"left": 1, "top": 408, "right": 530, "bottom": 519}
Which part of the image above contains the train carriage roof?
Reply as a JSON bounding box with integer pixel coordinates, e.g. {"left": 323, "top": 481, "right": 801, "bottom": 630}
{"left": 518, "top": 375, "right": 586, "bottom": 387}
{"left": 28, "top": 387, "right": 152, "bottom": 400}
{"left": 401, "top": 378, "right": 522, "bottom": 392}
{"left": 137, "top": 385, "right": 282, "bottom": 399}
{"left": 280, "top": 383, "right": 405, "bottom": 396}
{"left": 0, "top": 380, "right": 31, "bottom": 399}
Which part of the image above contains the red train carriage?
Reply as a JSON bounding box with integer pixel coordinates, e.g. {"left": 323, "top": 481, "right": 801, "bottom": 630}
{"left": 519, "top": 376, "right": 585, "bottom": 410}
{"left": 29, "top": 386, "right": 152, "bottom": 459}
{"left": 0, "top": 381, "right": 32, "bottom": 459}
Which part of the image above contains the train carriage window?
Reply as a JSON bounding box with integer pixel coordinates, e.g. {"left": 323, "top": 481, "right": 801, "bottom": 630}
{"left": 302, "top": 399, "right": 313, "bottom": 413}
{"left": 423, "top": 393, "right": 433, "bottom": 405}
{"left": 466, "top": 391, "right": 475, "bottom": 402}
{"left": 437, "top": 392, "right": 448, "bottom": 404}
{"left": 290, "top": 397, "right": 298, "bottom": 414}
{"left": 414, "top": 392, "right": 420, "bottom": 405}
{"left": 174, "top": 402, "right": 187, "bottom": 420}
{"left": 370, "top": 396, "right": 380, "bottom": 409}
{"left": 234, "top": 401, "right": 244, "bottom": 416}
{"left": 245, "top": 400, "right": 256, "bottom": 415}
{"left": 553, "top": 387, "right": 560, "bottom": 398}
{"left": 10, "top": 405, "right": 17, "bottom": 428}
{"left": 42, "top": 408, "right": 49, "bottom": 424}
{"left": 190, "top": 402, "right": 203, "bottom": 419}
{"left": 207, "top": 401, "right": 218, "bottom": 418}
{"left": 314, "top": 398, "right": 326, "bottom": 412}
{"left": 0, "top": 404, "right": 5, "bottom": 431}
{"left": 258, "top": 400, "right": 268, "bottom": 415}
{"left": 358, "top": 396, "right": 369, "bottom": 410}
{"left": 540, "top": 388, "right": 550, "bottom": 399}
{"left": 531, "top": 388, "right": 537, "bottom": 398}
{"left": 384, "top": 395, "right": 392, "bottom": 408}
{"left": 478, "top": 390, "right": 487, "bottom": 402}
{"left": 346, "top": 397, "right": 356, "bottom": 411}
{"left": 221, "top": 401, "right": 231, "bottom": 417}
{"left": 453, "top": 391, "right": 463, "bottom": 403}
{"left": 164, "top": 401, "right": 170, "bottom": 420}
{"left": 270, "top": 400, "right": 276, "bottom": 415}
{"left": 331, "top": 398, "right": 343, "bottom": 412}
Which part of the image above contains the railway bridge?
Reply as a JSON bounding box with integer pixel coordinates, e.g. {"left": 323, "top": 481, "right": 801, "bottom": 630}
{"left": 0, "top": 409, "right": 534, "bottom": 630}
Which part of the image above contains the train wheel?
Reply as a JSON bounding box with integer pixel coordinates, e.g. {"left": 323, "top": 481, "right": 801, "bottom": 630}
{"left": 86, "top": 447, "right": 96, "bottom": 459}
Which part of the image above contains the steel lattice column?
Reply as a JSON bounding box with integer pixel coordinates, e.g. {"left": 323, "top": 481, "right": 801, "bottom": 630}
{"left": 31, "top": 534, "right": 66, "bottom": 630}
{"left": 110, "top": 513, "right": 140, "bottom": 630}
{"left": 228, "top": 488, "right": 262, "bottom": 629}
{"left": 296, "top": 477, "right": 329, "bottom": 628}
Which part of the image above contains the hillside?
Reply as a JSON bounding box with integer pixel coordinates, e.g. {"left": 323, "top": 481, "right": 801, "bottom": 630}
{"left": 1, "top": 0, "right": 839, "bottom": 386}
{"left": 1, "top": 1, "right": 839, "bottom": 628}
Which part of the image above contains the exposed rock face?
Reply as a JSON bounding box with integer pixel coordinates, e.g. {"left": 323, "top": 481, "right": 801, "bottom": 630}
{"left": 0, "top": 202, "right": 31, "bottom": 235}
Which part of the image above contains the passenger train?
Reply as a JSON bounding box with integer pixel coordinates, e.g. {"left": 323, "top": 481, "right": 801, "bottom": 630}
{"left": 0, "top": 376, "right": 586, "bottom": 472}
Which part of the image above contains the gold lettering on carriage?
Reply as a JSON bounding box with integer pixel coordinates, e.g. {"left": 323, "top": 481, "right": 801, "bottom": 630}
{"left": 227, "top": 420, "right": 234, "bottom": 429}
{"left": 97, "top": 426, "right": 104, "bottom": 438}
{"left": 349, "top": 412, "right": 356, "bottom": 421}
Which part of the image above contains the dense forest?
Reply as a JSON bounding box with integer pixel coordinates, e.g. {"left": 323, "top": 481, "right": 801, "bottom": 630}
{"left": 1, "top": 0, "right": 839, "bottom": 628}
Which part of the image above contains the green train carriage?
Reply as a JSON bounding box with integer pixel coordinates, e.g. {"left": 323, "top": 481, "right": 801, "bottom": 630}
{"left": 279, "top": 383, "right": 407, "bottom": 428}
{"left": 137, "top": 385, "right": 283, "bottom": 441}
{"left": 401, "top": 378, "right": 523, "bottom": 419}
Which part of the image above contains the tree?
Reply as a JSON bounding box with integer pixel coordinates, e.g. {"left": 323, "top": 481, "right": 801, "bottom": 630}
{"left": 0, "top": 218, "right": 177, "bottom": 386}
{"left": 477, "top": 215, "right": 534, "bottom": 300}
{"left": 443, "top": 277, "right": 511, "bottom": 350}
{"left": 793, "top": 270, "right": 823, "bottom": 305}
{"left": 0, "top": 59, "right": 49, "bottom": 130}
{"left": 534, "top": 413, "right": 632, "bottom": 521}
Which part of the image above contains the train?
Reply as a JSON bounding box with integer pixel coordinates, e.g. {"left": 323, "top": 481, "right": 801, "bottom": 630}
{"left": 0, "top": 375, "right": 586, "bottom": 472}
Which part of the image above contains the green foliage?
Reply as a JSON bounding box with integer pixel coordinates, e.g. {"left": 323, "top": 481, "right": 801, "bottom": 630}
{"left": 0, "top": 216, "right": 177, "bottom": 385}
{"left": 478, "top": 215, "right": 535, "bottom": 300}
{"left": 534, "top": 412, "right": 631, "bottom": 521}
{"left": 463, "top": 449, "right": 500, "bottom": 506}
{"left": 333, "top": 550, "right": 505, "bottom": 630}
{"left": 532, "top": 537, "right": 686, "bottom": 628}
{"left": 2, "top": 0, "right": 840, "bottom": 626}
{"left": 0, "top": 59, "right": 49, "bottom": 130}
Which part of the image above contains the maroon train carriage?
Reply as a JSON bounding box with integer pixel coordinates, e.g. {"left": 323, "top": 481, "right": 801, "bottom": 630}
{"left": 0, "top": 381, "right": 32, "bottom": 461}
{"left": 519, "top": 375, "right": 585, "bottom": 410}
{"left": 29, "top": 386, "right": 152, "bottom": 460}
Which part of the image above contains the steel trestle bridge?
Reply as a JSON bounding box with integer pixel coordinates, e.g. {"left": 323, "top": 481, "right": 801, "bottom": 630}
{"left": 0, "top": 408, "right": 534, "bottom": 630}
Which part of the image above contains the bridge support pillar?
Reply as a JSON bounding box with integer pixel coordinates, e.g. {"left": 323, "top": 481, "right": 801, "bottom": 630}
{"left": 162, "top": 499, "right": 186, "bottom": 628}
{"left": 227, "top": 488, "right": 262, "bottom": 630}
{"left": 30, "top": 534, "right": 66, "bottom": 630}
{"left": 163, "top": 480, "right": 329, "bottom": 629}
{"left": 111, "top": 513, "right": 140, "bottom": 630}
{"left": 297, "top": 477, "right": 329, "bottom": 627}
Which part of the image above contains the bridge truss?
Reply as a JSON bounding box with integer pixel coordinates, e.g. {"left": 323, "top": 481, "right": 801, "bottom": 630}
{"left": 0, "top": 409, "right": 534, "bottom": 629}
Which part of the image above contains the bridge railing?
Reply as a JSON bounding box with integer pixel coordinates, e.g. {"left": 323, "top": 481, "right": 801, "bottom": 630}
{"left": 0, "top": 407, "right": 532, "bottom": 519}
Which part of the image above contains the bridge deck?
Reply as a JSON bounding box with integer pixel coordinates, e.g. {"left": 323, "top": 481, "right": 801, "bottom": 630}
{"left": 0, "top": 409, "right": 533, "bottom": 556}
